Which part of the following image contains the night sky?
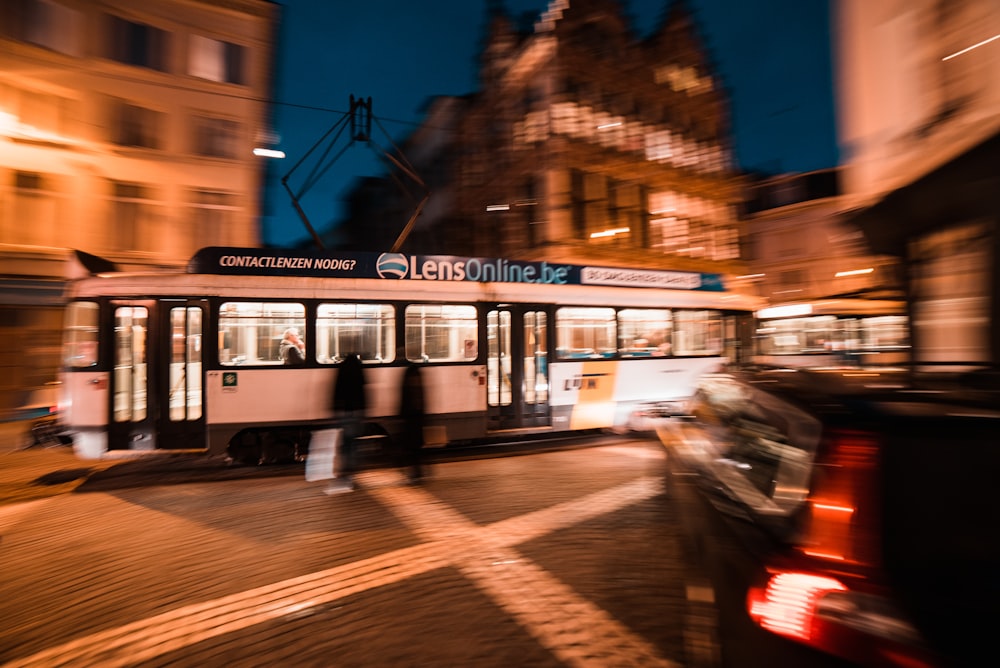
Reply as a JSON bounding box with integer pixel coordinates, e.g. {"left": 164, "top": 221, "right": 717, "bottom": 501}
{"left": 262, "top": 0, "right": 837, "bottom": 248}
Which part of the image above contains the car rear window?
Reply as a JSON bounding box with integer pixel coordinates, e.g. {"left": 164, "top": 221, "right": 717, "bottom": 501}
{"left": 691, "top": 375, "right": 823, "bottom": 520}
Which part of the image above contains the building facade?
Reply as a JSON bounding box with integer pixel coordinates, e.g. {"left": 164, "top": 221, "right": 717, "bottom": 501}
{"left": 742, "top": 168, "right": 901, "bottom": 303}
{"left": 341, "top": 0, "right": 747, "bottom": 278}
{"left": 836, "top": 0, "right": 1000, "bottom": 363}
{"left": 0, "top": 0, "right": 278, "bottom": 416}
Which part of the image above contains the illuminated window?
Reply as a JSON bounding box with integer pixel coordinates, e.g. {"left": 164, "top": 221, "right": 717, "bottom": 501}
{"left": 113, "top": 306, "right": 148, "bottom": 422}
{"left": 193, "top": 116, "right": 240, "bottom": 158}
{"left": 63, "top": 301, "right": 99, "bottom": 368}
{"left": 713, "top": 227, "right": 740, "bottom": 260}
{"left": 556, "top": 307, "right": 616, "bottom": 359}
{"left": 404, "top": 304, "right": 477, "bottom": 363}
{"left": 673, "top": 310, "right": 723, "bottom": 356}
{"left": 106, "top": 15, "right": 169, "bottom": 72}
{"left": 189, "top": 35, "right": 246, "bottom": 85}
{"left": 618, "top": 309, "right": 672, "bottom": 357}
{"left": 316, "top": 303, "right": 395, "bottom": 364}
{"left": 218, "top": 302, "right": 305, "bottom": 366}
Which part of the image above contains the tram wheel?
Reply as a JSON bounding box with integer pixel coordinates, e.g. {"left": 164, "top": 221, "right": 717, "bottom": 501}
{"left": 227, "top": 430, "right": 263, "bottom": 466}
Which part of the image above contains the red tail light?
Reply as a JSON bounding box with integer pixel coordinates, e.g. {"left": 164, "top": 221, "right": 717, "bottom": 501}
{"left": 748, "top": 570, "right": 937, "bottom": 667}
{"left": 748, "top": 572, "right": 846, "bottom": 641}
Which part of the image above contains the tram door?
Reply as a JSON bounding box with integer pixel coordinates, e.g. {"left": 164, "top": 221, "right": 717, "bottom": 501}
{"left": 486, "top": 307, "right": 550, "bottom": 430}
{"left": 107, "top": 300, "right": 205, "bottom": 451}
{"left": 107, "top": 301, "right": 154, "bottom": 450}
{"left": 158, "top": 300, "right": 206, "bottom": 449}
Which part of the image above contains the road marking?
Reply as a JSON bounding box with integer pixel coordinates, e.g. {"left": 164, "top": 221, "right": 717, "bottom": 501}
{"left": 370, "top": 473, "right": 678, "bottom": 667}
{"left": 5, "top": 471, "right": 678, "bottom": 668}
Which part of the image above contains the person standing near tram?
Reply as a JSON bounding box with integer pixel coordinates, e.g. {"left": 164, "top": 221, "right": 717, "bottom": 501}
{"left": 329, "top": 352, "right": 366, "bottom": 492}
{"left": 398, "top": 358, "right": 427, "bottom": 484}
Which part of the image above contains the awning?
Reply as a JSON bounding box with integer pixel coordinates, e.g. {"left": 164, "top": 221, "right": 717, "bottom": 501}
{"left": 847, "top": 129, "right": 1000, "bottom": 255}
{"left": 0, "top": 278, "right": 66, "bottom": 306}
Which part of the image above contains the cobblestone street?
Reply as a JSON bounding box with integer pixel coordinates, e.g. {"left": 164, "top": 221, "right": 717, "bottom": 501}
{"left": 0, "top": 438, "right": 719, "bottom": 667}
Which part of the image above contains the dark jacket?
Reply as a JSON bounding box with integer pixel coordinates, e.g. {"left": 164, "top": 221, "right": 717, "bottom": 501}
{"left": 400, "top": 364, "right": 426, "bottom": 422}
{"left": 333, "top": 353, "right": 366, "bottom": 413}
{"left": 280, "top": 340, "right": 304, "bottom": 365}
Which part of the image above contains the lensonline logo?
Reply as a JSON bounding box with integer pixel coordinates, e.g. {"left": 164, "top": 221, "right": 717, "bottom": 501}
{"left": 376, "top": 253, "right": 408, "bottom": 279}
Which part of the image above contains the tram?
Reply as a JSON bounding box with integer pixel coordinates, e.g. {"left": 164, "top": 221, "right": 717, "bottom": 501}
{"left": 59, "top": 247, "right": 760, "bottom": 462}
{"left": 753, "top": 297, "right": 910, "bottom": 367}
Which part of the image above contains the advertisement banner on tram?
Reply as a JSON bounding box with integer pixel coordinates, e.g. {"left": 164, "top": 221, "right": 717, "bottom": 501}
{"left": 188, "top": 247, "right": 725, "bottom": 291}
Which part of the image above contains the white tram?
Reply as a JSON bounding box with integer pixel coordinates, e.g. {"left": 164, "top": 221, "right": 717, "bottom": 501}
{"left": 753, "top": 297, "right": 910, "bottom": 368}
{"left": 59, "top": 247, "right": 760, "bottom": 462}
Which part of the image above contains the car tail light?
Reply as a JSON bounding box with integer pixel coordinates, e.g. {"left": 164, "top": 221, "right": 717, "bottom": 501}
{"left": 748, "top": 571, "right": 938, "bottom": 667}
{"left": 747, "top": 571, "right": 846, "bottom": 641}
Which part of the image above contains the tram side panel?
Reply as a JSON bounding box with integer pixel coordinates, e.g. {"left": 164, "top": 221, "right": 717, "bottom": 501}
{"left": 548, "top": 356, "right": 726, "bottom": 431}
{"left": 204, "top": 363, "right": 489, "bottom": 455}
{"left": 61, "top": 370, "right": 110, "bottom": 459}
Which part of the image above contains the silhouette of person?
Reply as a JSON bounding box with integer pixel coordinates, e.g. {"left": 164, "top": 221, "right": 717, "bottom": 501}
{"left": 399, "top": 362, "right": 427, "bottom": 483}
{"left": 329, "top": 352, "right": 366, "bottom": 492}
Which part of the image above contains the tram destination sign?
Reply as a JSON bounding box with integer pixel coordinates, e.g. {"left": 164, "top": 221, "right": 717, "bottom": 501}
{"left": 188, "top": 247, "right": 724, "bottom": 291}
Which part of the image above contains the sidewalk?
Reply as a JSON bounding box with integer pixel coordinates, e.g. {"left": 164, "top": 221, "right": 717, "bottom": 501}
{"left": 0, "top": 423, "right": 619, "bottom": 509}
{"left": 0, "top": 445, "right": 121, "bottom": 507}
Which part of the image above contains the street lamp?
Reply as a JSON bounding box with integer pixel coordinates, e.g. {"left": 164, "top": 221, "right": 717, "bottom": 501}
{"left": 253, "top": 147, "right": 285, "bottom": 158}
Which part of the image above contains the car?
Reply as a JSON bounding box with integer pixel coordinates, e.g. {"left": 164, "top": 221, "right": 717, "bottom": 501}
{"left": 659, "top": 364, "right": 1000, "bottom": 667}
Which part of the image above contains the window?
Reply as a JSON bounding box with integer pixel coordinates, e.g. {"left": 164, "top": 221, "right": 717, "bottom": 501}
{"left": 713, "top": 227, "right": 740, "bottom": 261}
{"left": 859, "top": 316, "right": 909, "bottom": 351}
{"left": 169, "top": 307, "right": 202, "bottom": 421}
{"left": 673, "top": 310, "right": 723, "bottom": 356}
{"left": 316, "top": 303, "right": 395, "bottom": 364}
{"left": 111, "top": 100, "right": 162, "bottom": 149}
{"left": 556, "top": 307, "right": 616, "bottom": 359}
{"left": 189, "top": 35, "right": 246, "bottom": 84}
{"left": 618, "top": 309, "right": 672, "bottom": 357}
{"left": 7, "top": 171, "right": 59, "bottom": 246}
{"left": 692, "top": 375, "right": 821, "bottom": 517}
{"left": 63, "top": 301, "right": 99, "bottom": 368}
{"left": 193, "top": 116, "right": 240, "bottom": 158}
{"left": 218, "top": 302, "right": 305, "bottom": 366}
{"left": 404, "top": 304, "right": 477, "bottom": 363}
{"left": 113, "top": 306, "right": 148, "bottom": 422}
{"left": 107, "top": 15, "right": 168, "bottom": 71}
{"left": 0, "top": 0, "right": 82, "bottom": 55}
{"left": 189, "top": 190, "right": 238, "bottom": 246}
{"left": 109, "top": 181, "right": 160, "bottom": 252}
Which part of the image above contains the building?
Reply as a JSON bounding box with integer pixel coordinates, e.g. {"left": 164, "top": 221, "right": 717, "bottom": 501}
{"left": 339, "top": 0, "right": 747, "bottom": 278}
{"left": 0, "top": 0, "right": 278, "bottom": 417}
{"left": 742, "top": 168, "right": 901, "bottom": 303}
{"left": 836, "top": 0, "right": 1000, "bottom": 364}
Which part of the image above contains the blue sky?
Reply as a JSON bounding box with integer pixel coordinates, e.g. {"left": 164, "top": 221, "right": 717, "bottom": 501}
{"left": 262, "top": 0, "right": 836, "bottom": 247}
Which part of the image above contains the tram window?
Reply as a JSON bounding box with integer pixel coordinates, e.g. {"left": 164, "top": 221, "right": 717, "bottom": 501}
{"left": 64, "top": 301, "right": 99, "bottom": 368}
{"left": 217, "top": 301, "right": 305, "bottom": 365}
{"left": 316, "top": 303, "right": 395, "bottom": 364}
{"left": 673, "top": 309, "right": 723, "bottom": 356}
{"left": 860, "top": 315, "right": 909, "bottom": 350}
{"left": 555, "top": 307, "right": 616, "bottom": 359}
{"left": 618, "top": 309, "right": 672, "bottom": 357}
{"left": 404, "top": 304, "right": 477, "bottom": 363}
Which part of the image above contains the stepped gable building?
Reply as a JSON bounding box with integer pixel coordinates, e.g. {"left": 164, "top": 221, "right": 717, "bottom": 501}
{"left": 341, "top": 0, "right": 747, "bottom": 276}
